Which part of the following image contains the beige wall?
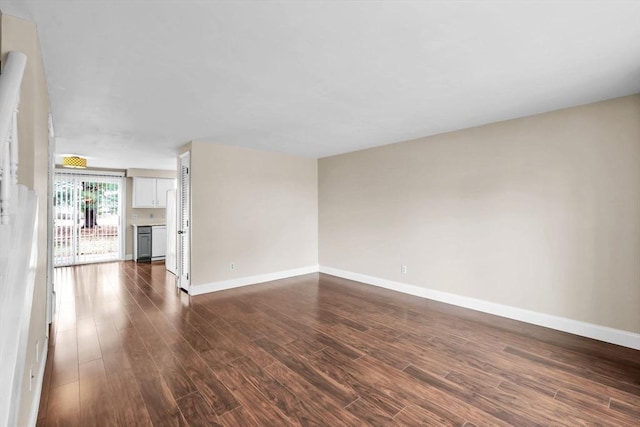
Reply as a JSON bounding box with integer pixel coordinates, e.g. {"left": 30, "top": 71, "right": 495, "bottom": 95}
{"left": 1, "top": 13, "right": 51, "bottom": 425}
{"left": 189, "top": 142, "right": 318, "bottom": 286}
{"left": 319, "top": 95, "right": 640, "bottom": 334}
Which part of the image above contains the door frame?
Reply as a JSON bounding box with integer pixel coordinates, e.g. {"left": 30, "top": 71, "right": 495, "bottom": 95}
{"left": 46, "top": 114, "right": 55, "bottom": 326}
{"left": 177, "top": 151, "right": 191, "bottom": 292}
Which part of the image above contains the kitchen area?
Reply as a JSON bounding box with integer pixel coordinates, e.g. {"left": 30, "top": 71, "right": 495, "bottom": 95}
{"left": 132, "top": 224, "right": 166, "bottom": 262}
{"left": 126, "top": 169, "right": 177, "bottom": 274}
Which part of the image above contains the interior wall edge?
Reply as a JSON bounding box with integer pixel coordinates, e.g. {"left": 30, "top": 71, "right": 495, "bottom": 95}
{"left": 319, "top": 266, "right": 640, "bottom": 351}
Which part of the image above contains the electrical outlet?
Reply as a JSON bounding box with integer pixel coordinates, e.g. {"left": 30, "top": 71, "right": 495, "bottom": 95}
{"left": 401, "top": 265, "right": 407, "bottom": 274}
{"left": 29, "top": 366, "right": 34, "bottom": 391}
{"left": 230, "top": 263, "right": 235, "bottom": 270}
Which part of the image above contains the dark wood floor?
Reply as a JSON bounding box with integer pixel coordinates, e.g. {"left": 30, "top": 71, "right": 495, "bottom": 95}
{"left": 37, "top": 261, "right": 640, "bottom": 426}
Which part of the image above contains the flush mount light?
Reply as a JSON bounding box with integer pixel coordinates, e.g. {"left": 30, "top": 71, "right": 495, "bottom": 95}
{"left": 62, "top": 156, "right": 87, "bottom": 168}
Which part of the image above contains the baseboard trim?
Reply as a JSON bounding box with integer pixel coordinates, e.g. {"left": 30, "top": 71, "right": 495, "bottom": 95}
{"left": 190, "top": 265, "right": 320, "bottom": 296}
{"left": 28, "top": 339, "right": 48, "bottom": 427}
{"left": 124, "top": 254, "right": 133, "bottom": 261}
{"left": 319, "top": 266, "right": 640, "bottom": 350}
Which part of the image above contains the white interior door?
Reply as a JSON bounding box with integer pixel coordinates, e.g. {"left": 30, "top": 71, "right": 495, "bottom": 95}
{"left": 165, "top": 189, "right": 177, "bottom": 275}
{"left": 177, "top": 152, "right": 190, "bottom": 291}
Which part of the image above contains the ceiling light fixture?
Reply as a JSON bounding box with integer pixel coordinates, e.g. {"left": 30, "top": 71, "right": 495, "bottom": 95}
{"left": 62, "top": 156, "right": 87, "bottom": 168}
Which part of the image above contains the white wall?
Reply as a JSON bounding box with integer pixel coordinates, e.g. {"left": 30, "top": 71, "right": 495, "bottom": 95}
{"left": 1, "top": 12, "right": 52, "bottom": 426}
{"left": 319, "top": 95, "right": 640, "bottom": 335}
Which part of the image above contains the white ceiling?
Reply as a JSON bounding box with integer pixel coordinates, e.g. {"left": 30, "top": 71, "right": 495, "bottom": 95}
{"left": 1, "top": 1, "right": 639, "bottom": 170}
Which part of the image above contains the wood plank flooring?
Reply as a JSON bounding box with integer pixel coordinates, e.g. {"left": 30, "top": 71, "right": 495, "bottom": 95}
{"left": 37, "top": 261, "right": 640, "bottom": 426}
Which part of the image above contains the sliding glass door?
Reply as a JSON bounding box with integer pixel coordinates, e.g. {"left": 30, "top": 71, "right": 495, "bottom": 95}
{"left": 53, "top": 171, "right": 124, "bottom": 266}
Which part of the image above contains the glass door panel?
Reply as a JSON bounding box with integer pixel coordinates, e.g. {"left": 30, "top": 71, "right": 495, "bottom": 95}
{"left": 53, "top": 172, "right": 124, "bottom": 266}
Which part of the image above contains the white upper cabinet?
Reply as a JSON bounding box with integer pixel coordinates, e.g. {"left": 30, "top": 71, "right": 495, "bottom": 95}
{"left": 132, "top": 177, "right": 156, "bottom": 208}
{"left": 132, "top": 177, "right": 176, "bottom": 208}
{"left": 155, "top": 178, "right": 175, "bottom": 208}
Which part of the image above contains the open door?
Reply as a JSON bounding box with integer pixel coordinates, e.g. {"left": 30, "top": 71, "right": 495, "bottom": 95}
{"left": 177, "top": 152, "right": 190, "bottom": 291}
{"left": 165, "top": 189, "right": 177, "bottom": 275}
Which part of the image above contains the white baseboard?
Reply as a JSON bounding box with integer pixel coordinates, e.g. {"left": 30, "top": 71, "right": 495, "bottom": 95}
{"left": 28, "top": 339, "right": 48, "bottom": 427}
{"left": 190, "top": 265, "right": 319, "bottom": 296}
{"left": 320, "top": 266, "right": 640, "bottom": 350}
{"left": 124, "top": 254, "right": 133, "bottom": 261}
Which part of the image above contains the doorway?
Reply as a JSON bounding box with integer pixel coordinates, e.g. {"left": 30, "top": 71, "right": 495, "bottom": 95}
{"left": 53, "top": 171, "right": 125, "bottom": 266}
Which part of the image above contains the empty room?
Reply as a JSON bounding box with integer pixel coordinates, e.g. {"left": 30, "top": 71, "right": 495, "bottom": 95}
{"left": 0, "top": 1, "right": 638, "bottom": 426}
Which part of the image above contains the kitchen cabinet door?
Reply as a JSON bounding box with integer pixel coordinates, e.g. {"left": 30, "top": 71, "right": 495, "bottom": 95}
{"left": 132, "top": 177, "right": 156, "bottom": 208}
{"left": 136, "top": 229, "right": 152, "bottom": 261}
